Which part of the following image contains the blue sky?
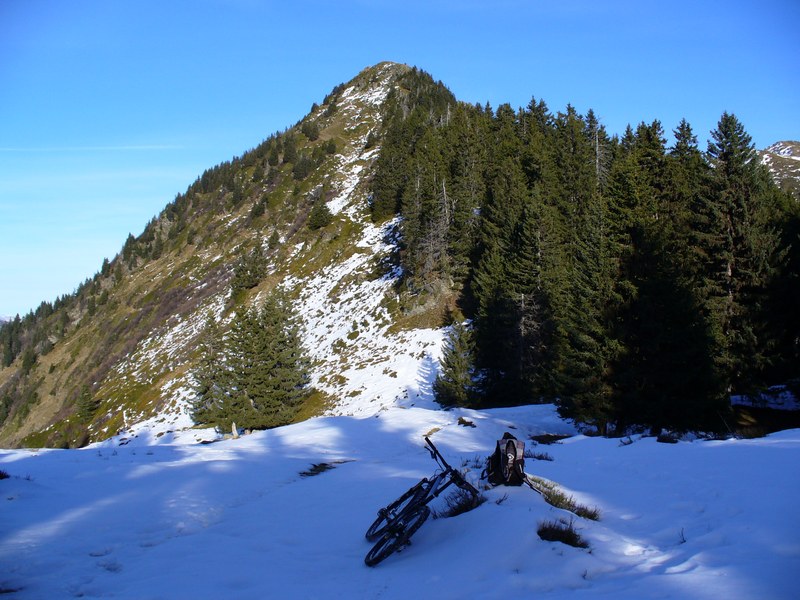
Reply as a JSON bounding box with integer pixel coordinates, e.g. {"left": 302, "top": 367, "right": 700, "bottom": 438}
{"left": 1, "top": 0, "right": 799, "bottom": 318}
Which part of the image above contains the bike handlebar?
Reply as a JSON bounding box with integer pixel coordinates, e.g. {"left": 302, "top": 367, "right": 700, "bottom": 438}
{"left": 424, "top": 436, "right": 452, "bottom": 471}
{"left": 423, "top": 436, "right": 479, "bottom": 497}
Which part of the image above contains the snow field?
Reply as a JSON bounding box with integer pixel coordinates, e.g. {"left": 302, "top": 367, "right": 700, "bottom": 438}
{"left": 2, "top": 405, "right": 798, "bottom": 599}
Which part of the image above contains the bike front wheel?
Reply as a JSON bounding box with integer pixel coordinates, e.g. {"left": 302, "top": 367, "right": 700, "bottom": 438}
{"left": 364, "top": 504, "right": 431, "bottom": 567}
{"left": 365, "top": 479, "right": 428, "bottom": 542}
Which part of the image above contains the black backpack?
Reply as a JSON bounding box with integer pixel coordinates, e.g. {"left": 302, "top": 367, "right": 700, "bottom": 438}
{"left": 484, "top": 432, "right": 526, "bottom": 486}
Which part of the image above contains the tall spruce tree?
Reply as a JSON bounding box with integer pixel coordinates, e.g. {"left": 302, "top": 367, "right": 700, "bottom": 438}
{"left": 548, "top": 106, "right": 615, "bottom": 430}
{"left": 400, "top": 128, "right": 451, "bottom": 290}
{"left": 701, "top": 113, "right": 786, "bottom": 393}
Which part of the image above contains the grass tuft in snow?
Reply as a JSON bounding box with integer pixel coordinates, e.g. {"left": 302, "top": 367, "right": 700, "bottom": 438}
{"left": 0, "top": 469, "right": 8, "bottom": 480}
{"left": 434, "top": 485, "right": 486, "bottom": 518}
{"left": 537, "top": 517, "right": 589, "bottom": 549}
{"left": 463, "top": 455, "right": 485, "bottom": 470}
{"left": 528, "top": 475, "right": 601, "bottom": 521}
{"left": 299, "top": 460, "right": 352, "bottom": 477}
{"left": 524, "top": 448, "right": 554, "bottom": 461}
{"left": 494, "top": 493, "right": 509, "bottom": 505}
{"left": 299, "top": 463, "right": 336, "bottom": 477}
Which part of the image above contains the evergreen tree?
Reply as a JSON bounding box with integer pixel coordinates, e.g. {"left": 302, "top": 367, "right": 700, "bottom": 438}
{"left": 301, "top": 120, "right": 320, "bottom": 141}
{"left": 610, "top": 225, "right": 725, "bottom": 432}
{"left": 399, "top": 128, "right": 450, "bottom": 289}
{"left": 21, "top": 346, "right": 36, "bottom": 376}
{"left": 231, "top": 244, "right": 268, "bottom": 296}
{"left": 191, "top": 313, "right": 227, "bottom": 427}
{"left": 601, "top": 119, "right": 727, "bottom": 431}
{"left": 292, "top": 155, "right": 315, "bottom": 180}
{"left": 700, "top": 112, "right": 786, "bottom": 393}
{"left": 433, "top": 321, "right": 476, "bottom": 407}
{"left": 444, "top": 103, "right": 489, "bottom": 284}
{"left": 308, "top": 197, "right": 334, "bottom": 230}
{"left": 268, "top": 145, "right": 280, "bottom": 167}
{"left": 667, "top": 118, "right": 710, "bottom": 273}
{"left": 76, "top": 385, "right": 99, "bottom": 423}
{"left": 548, "top": 106, "right": 614, "bottom": 430}
{"left": 1, "top": 316, "right": 23, "bottom": 367}
{"left": 765, "top": 200, "right": 800, "bottom": 383}
{"left": 282, "top": 135, "right": 298, "bottom": 164}
{"left": 191, "top": 293, "right": 310, "bottom": 432}
{"left": 473, "top": 150, "right": 552, "bottom": 403}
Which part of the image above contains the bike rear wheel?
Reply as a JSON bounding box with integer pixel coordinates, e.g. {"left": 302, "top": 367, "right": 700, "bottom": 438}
{"left": 365, "top": 479, "right": 428, "bottom": 542}
{"left": 364, "top": 504, "right": 431, "bottom": 567}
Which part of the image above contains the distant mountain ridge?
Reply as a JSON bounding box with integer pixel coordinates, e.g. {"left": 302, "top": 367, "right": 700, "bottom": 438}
{"left": 761, "top": 140, "right": 800, "bottom": 198}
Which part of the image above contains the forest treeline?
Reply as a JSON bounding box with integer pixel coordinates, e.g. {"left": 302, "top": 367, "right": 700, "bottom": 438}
{"left": 377, "top": 69, "right": 799, "bottom": 433}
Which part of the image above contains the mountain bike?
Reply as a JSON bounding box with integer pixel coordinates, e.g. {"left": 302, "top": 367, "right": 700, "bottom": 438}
{"left": 364, "top": 436, "right": 479, "bottom": 566}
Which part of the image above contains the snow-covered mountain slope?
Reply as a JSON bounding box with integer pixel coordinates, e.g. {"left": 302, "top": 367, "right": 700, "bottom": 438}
{"left": 104, "top": 62, "right": 435, "bottom": 434}
{"left": 1, "top": 62, "right": 434, "bottom": 447}
{"left": 761, "top": 140, "right": 800, "bottom": 198}
{"left": 2, "top": 402, "right": 798, "bottom": 599}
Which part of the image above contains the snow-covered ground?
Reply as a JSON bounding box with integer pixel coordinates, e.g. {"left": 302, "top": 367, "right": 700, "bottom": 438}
{"left": 2, "top": 401, "right": 798, "bottom": 599}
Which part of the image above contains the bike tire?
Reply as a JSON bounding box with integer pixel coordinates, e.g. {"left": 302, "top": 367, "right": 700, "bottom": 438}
{"left": 364, "top": 505, "right": 431, "bottom": 567}
{"left": 365, "top": 480, "right": 428, "bottom": 542}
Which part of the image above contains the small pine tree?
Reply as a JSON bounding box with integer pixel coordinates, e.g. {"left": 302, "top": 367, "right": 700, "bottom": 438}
{"left": 77, "top": 384, "right": 99, "bottom": 423}
{"left": 301, "top": 120, "right": 320, "bottom": 141}
{"left": 20, "top": 346, "right": 36, "bottom": 375}
{"left": 230, "top": 244, "right": 268, "bottom": 296}
{"left": 434, "top": 321, "right": 476, "bottom": 407}
{"left": 283, "top": 136, "right": 298, "bottom": 164}
{"left": 292, "top": 155, "right": 315, "bottom": 180}
{"left": 268, "top": 146, "right": 280, "bottom": 167}
{"left": 308, "top": 198, "right": 334, "bottom": 230}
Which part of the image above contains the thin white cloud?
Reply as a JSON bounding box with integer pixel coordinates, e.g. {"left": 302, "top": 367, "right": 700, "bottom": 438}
{"left": 0, "top": 145, "right": 184, "bottom": 152}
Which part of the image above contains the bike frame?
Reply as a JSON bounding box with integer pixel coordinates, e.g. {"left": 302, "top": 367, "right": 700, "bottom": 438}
{"left": 368, "top": 437, "right": 476, "bottom": 535}
{"left": 364, "top": 437, "right": 479, "bottom": 566}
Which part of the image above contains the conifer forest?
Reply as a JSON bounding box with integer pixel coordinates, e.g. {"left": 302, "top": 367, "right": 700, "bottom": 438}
{"left": 376, "top": 70, "right": 799, "bottom": 433}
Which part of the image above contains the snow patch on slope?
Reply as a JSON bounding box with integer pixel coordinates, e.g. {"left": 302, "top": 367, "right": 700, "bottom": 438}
{"left": 325, "top": 64, "right": 397, "bottom": 220}
{"left": 285, "top": 217, "right": 443, "bottom": 416}
{"left": 765, "top": 141, "right": 800, "bottom": 159}
{"left": 97, "top": 294, "right": 228, "bottom": 434}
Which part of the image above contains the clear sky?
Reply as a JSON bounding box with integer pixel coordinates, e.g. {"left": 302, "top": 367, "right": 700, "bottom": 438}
{"left": 2, "top": 0, "right": 799, "bottom": 319}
